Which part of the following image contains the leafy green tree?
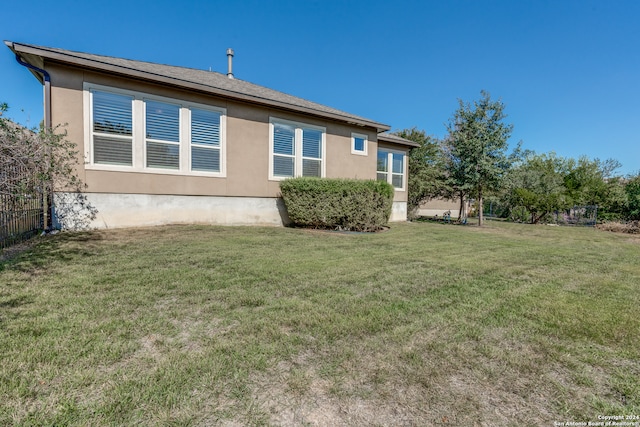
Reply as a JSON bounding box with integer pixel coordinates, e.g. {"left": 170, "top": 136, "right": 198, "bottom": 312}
{"left": 445, "top": 91, "right": 513, "bottom": 226}
{"left": 394, "top": 128, "right": 448, "bottom": 218}
{"left": 624, "top": 173, "right": 640, "bottom": 220}
{"left": 563, "top": 157, "right": 626, "bottom": 219}
{"left": 508, "top": 153, "right": 570, "bottom": 224}
{"left": 564, "top": 157, "right": 617, "bottom": 205}
{"left": 497, "top": 150, "right": 628, "bottom": 223}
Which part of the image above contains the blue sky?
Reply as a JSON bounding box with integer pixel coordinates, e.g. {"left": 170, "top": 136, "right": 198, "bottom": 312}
{"left": 2, "top": 0, "right": 639, "bottom": 175}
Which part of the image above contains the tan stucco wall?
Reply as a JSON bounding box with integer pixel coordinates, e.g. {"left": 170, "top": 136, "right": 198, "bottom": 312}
{"left": 46, "top": 62, "right": 380, "bottom": 198}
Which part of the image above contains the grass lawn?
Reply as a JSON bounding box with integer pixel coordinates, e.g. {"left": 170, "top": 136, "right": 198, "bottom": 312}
{"left": 1, "top": 221, "right": 639, "bottom": 426}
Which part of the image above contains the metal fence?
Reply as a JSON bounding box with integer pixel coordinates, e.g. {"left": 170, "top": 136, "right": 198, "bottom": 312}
{"left": 1, "top": 121, "right": 51, "bottom": 249}
{"left": 553, "top": 205, "right": 598, "bottom": 227}
{"left": 0, "top": 193, "right": 45, "bottom": 249}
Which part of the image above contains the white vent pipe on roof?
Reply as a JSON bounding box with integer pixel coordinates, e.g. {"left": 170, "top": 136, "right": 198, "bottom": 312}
{"left": 227, "top": 48, "right": 234, "bottom": 79}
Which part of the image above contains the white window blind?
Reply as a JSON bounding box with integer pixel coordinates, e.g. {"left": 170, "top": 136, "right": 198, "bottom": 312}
{"left": 92, "top": 91, "right": 133, "bottom": 166}
{"left": 302, "top": 128, "right": 322, "bottom": 177}
{"left": 273, "top": 122, "right": 295, "bottom": 177}
{"left": 191, "top": 108, "right": 222, "bottom": 172}
{"left": 146, "top": 100, "right": 180, "bottom": 169}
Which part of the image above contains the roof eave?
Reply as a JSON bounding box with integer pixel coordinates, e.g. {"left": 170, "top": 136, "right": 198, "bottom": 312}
{"left": 5, "top": 41, "right": 46, "bottom": 84}
{"left": 377, "top": 133, "right": 421, "bottom": 148}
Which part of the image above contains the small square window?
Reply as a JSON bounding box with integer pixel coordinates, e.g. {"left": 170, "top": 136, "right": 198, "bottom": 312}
{"left": 351, "top": 133, "right": 368, "bottom": 155}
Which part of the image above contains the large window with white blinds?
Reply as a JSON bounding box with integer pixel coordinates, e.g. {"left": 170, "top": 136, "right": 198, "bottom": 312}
{"left": 87, "top": 85, "right": 226, "bottom": 176}
{"left": 270, "top": 118, "right": 324, "bottom": 180}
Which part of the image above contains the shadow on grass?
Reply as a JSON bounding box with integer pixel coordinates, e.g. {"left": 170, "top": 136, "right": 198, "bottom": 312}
{"left": 0, "top": 294, "right": 33, "bottom": 309}
{"left": 411, "top": 215, "right": 471, "bottom": 226}
{"left": 0, "top": 294, "right": 34, "bottom": 324}
{"left": 1, "top": 230, "right": 106, "bottom": 274}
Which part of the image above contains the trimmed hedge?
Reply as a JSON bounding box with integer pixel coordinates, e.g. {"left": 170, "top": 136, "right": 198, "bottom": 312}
{"left": 280, "top": 177, "right": 394, "bottom": 232}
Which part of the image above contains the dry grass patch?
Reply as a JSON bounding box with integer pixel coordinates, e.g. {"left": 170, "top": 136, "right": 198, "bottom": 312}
{"left": 597, "top": 220, "right": 640, "bottom": 234}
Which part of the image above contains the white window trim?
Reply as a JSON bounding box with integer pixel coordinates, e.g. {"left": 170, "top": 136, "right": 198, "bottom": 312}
{"left": 269, "top": 117, "right": 326, "bottom": 181}
{"left": 377, "top": 148, "right": 406, "bottom": 191}
{"left": 351, "top": 132, "right": 368, "bottom": 156}
{"left": 84, "top": 82, "right": 226, "bottom": 177}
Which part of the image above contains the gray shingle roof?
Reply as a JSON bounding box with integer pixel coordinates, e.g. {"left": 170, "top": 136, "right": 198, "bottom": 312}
{"left": 5, "top": 41, "right": 390, "bottom": 132}
{"left": 377, "top": 132, "right": 420, "bottom": 148}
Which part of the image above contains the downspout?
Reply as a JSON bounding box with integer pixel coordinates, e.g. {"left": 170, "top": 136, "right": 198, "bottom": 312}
{"left": 14, "top": 53, "right": 51, "bottom": 129}
{"left": 14, "top": 53, "right": 53, "bottom": 229}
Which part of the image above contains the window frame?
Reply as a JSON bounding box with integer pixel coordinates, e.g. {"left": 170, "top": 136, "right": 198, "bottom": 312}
{"left": 84, "top": 83, "right": 226, "bottom": 177}
{"left": 351, "top": 132, "right": 368, "bottom": 156}
{"left": 377, "top": 148, "right": 406, "bottom": 191}
{"left": 269, "top": 117, "right": 326, "bottom": 181}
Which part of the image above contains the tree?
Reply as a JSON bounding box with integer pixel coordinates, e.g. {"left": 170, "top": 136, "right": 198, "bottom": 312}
{"left": 445, "top": 91, "right": 513, "bottom": 226}
{"left": 394, "top": 128, "right": 448, "bottom": 218}
{"left": 496, "top": 150, "right": 629, "bottom": 223}
{"left": 508, "top": 152, "right": 570, "bottom": 224}
{"left": 563, "top": 156, "right": 626, "bottom": 219}
{"left": 624, "top": 173, "right": 640, "bottom": 220}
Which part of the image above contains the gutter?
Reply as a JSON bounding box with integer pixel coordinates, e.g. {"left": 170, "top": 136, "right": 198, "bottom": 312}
{"left": 12, "top": 45, "right": 51, "bottom": 129}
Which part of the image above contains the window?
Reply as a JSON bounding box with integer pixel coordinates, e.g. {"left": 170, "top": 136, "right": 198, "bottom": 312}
{"left": 302, "top": 128, "right": 322, "bottom": 176}
{"left": 270, "top": 118, "right": 324, "bottom": 179}
{"left": 351, "top": 132, "right": 368, "bottom": 155}
{"left": 191, "top": 108, "right": 222, "bottom": 172}
{"left": 145, "top": 100, "right": 180, "bottom": 169}
{"left": 377, "top": 149, "right": 405, "bottom": 190}
{"left": 85, "top": 83, "right": 226, "bottom": 176}
{"left": 273, "top": 122, "right": 295, "bottom": 177}
{"left": 91, "top": 90, "right": 133, "bottom": 166}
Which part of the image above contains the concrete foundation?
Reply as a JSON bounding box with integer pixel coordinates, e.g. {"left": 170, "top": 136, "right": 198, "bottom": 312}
{"left": 390, "top": 201, "right": 408, "bottom": 222}
{"left": 54, "top": 193, "right": 407, "bottom": 230}
{"left": 54, "top": 192, "right": 289, "bottom": 229}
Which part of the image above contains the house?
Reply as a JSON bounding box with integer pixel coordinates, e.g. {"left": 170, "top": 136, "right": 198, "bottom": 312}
{"left": 5, "top": 41, "right": 418, "bottom": 229}
{"left": 417, "top": 197, "right": 472, "bottom": 219}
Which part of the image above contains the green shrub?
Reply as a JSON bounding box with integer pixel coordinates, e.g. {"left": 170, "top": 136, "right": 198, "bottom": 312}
{"left": 280, "top": 177, "right": 394, "bottom": 232}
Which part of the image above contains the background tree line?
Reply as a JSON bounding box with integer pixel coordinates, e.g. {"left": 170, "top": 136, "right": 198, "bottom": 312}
{"left": 398, "top": 91, "right": 640, "bottom": 225}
